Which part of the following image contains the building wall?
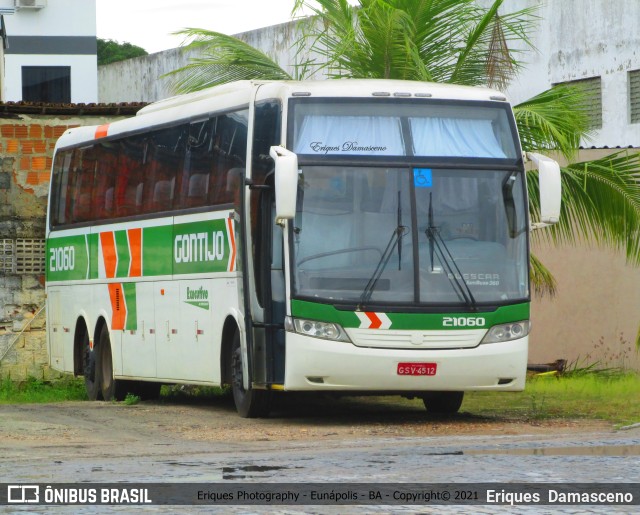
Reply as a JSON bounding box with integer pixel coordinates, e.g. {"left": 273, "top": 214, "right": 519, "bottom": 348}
{"left": 98, "top": 20, "right": 310, "bottom": 103}
{"left": 529, "top": 149, "right": 640, "bottom": 370}
{"left": 486, "top": 0, "right": 640, "bottom": 148}
{"left": 3, "top": 0, "right": 97, "bottom": 102}
{"left": 0, "top": 113, "right": 122, "bottom": 381}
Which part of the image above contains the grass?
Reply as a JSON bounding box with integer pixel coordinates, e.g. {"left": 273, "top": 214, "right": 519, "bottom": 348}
{"left": 464, "top": 372, "right": 640, "bottom": 427}
{"left": 0, "top": 372, "right": 638, "bottom": 427}
{"left": 0, "top": 376, "right": 87, "bottom": 404}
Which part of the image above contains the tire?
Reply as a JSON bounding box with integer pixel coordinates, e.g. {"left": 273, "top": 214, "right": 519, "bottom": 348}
{"left": 422, "top": 391, "right": 464, "bottom": 414}
{"left": 82, "top": 330, "right": 101, "bottom": 401}
{"left": 230, "top": 330, "right": 271, "bottom": 418}
{"left": 97, "top": 325, "right": 127, "bottom": 401}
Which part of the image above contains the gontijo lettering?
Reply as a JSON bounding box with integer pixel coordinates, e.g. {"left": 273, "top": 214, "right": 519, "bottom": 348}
{"left": 174, "top": 231, "right": 225, "bottom": 263}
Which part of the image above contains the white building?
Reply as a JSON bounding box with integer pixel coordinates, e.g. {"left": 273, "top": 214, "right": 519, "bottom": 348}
{"left": 0, "top": 0, "right": 97, "bottom": 103}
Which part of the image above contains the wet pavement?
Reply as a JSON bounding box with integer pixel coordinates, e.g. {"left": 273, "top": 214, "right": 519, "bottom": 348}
{"left": 1, "top": 401, "right": 638, "bottom": 513}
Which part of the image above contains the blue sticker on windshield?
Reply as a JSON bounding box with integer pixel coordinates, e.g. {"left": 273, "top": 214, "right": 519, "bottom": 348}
{"left": 330, "top": 176, "right": 345, "bottom": 193}
{"left": 413, "top": 168, "right": 432, "bottom": 188}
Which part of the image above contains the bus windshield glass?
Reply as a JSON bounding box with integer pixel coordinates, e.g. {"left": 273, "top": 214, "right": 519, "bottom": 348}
{"left": 291, "top": 99, "right": 518, "bottom": 159}
{"left": 292, "top": 166, "right": 528, "bottom": 307}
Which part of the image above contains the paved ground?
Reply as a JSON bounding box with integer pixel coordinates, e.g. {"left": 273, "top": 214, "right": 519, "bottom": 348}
{"left": 1, "top": 396, "right": 638, "bottom": 513}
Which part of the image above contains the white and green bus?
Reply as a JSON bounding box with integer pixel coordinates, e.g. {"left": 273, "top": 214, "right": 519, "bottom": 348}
{"left": 46, "top": 79, "right": 561, "bottom": 417}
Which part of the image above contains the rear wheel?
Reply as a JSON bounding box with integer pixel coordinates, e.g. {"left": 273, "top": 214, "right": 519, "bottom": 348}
{"left": 82, "top": 330, "right": 101, "bottom": 401}
{"left": 422, "top": 391, "right": 464, "bottom": 414}
{"left": 97, "top": 325, "right": 127, "bottom": 401}
{"left": 230, "top": 330, "right": 271, "bottom": 418}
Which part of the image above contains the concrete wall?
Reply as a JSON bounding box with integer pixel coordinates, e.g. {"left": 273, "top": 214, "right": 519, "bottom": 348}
{"left": 529, "top": 148, "right": 640, "bottom": 370}
{"left": 490, "top": 0, "right": 640, "bottom": 148}
{"left": 98, "top": 19, "right": 313, "bottom": 103}
{"left": 0, "top": 113, "right": 123, "bottom": 381}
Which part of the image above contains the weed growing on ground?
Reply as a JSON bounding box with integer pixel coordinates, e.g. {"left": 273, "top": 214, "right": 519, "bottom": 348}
{"left": 0, "top": 375, "right": 86, "bottom": 403}
{"left": 123, "top": 393, "right": 141, "bottom": 405}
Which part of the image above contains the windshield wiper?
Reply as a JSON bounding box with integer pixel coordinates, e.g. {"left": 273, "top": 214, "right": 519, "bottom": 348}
{"left": 425, "top": 192, "right": 477, "bottom": 310}
{"left": 358, "top": 223, "right": 408, "bottom": 310}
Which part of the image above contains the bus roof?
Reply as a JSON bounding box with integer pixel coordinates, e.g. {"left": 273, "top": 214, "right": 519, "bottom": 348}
{"left": 138, "top": 79, "right": 508, "bottom": 116}
{"left": 54, "top": 79, "right": 509, "bottom": 150}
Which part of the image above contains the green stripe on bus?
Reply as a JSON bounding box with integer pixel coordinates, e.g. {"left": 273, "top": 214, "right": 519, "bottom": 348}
{"left": 46, "top": 235, "right": 90, "bottom": 282}
{"left": 122, "top": 282, "right": 137, "bottom": 331}
{"left": 290, "top": 299, "right": 530, "bottom": 330}
{"left": 115, "top": 230, "right": 131, "bottom": 278}
{"left": 49, "top": 217, "right": 234, "bottom": 282}
{"left": 88, "top": 233, "right": 99, "bottom": 279}
{"left": 142, "top": 225, "right": 173, "bottom": 276}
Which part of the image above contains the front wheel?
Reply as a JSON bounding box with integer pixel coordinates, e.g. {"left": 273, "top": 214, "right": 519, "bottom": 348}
{"left": 422, "top": 391, "right": 464, "bottom": 414}
{"left": 230, "top": 331, "right": 271, "bottom": 418}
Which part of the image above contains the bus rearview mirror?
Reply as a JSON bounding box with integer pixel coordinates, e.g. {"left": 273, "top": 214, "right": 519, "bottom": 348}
{"left": 270, "top": 146, "right": 299, "bottom": 222}
{"left": 527, "top": 152, "right": 561, "bottom": 229}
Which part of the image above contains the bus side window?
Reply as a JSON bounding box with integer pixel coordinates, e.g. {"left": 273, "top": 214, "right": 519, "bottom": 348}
{"left": 72, "top": 147, "right": 97, "bottom": 223}
{"left": 49, "top": 151, "right": 72, "bottom": 227}
{"left": 179, "top": 119, "right": 212, "bottom": 209}
{"left": 144, "top": 125, "right": 186, "bottom": 213}
{"left": 65, "top": 149, "right": 84, "bottom": 224}
{"left": 209, "top": 112, "right": 247, "bottom": 207}
{"left": 115, "top": 137, "right": 146, "bottom": 217}
{"left": 93, "top": 142, "right": 118, "bottom": 220}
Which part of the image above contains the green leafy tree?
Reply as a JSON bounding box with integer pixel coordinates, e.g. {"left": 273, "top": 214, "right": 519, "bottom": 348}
{"left": 167, "top": 0, "right": 640, "bottom": 345}
{"left": 97, "top": 38, "right": 148, "bottom": 66}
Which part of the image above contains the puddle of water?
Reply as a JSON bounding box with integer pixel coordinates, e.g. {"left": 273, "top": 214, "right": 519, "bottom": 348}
{"left": 466, "top": 444, "right": 640, "bottom": 457}
{"left": 222, "top": 465, "right": 291, "bottom": 480}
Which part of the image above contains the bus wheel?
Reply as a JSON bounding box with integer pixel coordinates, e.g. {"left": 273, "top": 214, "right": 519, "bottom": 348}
{"left": 230, "top": 330, "right": 271, "bottom": 418}
{"left": 97, "top": 325, "right": 127, "bottom": 402}
{"left": 422, "top": 392, "right": 464, "bottom": 414}
{"left": 82, "top": 331, "right": 101, "bottom": 401}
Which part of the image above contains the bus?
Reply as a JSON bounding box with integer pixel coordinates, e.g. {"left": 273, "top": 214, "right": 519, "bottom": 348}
{"left": 45, "top": 79, "right": 561, "bottom": 417}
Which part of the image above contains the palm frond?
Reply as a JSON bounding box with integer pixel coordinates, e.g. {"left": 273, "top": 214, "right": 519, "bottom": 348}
{"left": 528, "top": 150, "right": 640, "bottom": 266}
{"left": 164, "top": 28, "right": 292, "bottom": 93}
{"left": 515, "top": 85, "right": 592, "bottom": 162}
{"left": 530, "top": 252, "right": 557, "bottom": 297}
{"left": 448, "top": 0, "right": 538, "bottom": 87}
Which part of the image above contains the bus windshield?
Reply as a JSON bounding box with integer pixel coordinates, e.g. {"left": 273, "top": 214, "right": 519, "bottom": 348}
{"left": 292, "top": 165, "right": 528, "bottom": 307}
{"left": 291, "top": 99, "right": 518, "bottom": 159}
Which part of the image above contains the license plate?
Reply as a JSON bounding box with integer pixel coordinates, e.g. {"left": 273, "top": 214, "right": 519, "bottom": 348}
{"left": 397, "top": 363, "right": 437, "bottom": 376}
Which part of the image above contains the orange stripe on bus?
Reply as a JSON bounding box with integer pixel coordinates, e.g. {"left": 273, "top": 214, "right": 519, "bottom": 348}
{"left": 95, "top": 123, "right": 110, "bottom": 139}
{"left": 128, "top": 228, "right": 142, "bottom": 277}
{"left": 108, "top": 283, "right": 126, "bottom": 331}
{"left": 100, "top": 232, "right": 118, "bottom": 279}
{"left": 227, "top": 218, "right": 236, "bottom": 272}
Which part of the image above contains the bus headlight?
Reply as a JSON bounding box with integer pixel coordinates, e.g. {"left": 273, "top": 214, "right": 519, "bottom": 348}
{"left": 481, "top": 320, "right": 530, "bottom": 344}
{"left": 285, "top": 316, "right": 351, "bottom": 343}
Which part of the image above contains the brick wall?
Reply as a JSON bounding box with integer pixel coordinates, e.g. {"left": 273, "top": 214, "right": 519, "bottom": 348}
{"left": 0, "top": 112, "right": 130, "bottom": 381}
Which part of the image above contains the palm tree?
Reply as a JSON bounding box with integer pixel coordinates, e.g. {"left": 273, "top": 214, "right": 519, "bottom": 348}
{"left": 167, "top": 0, "right": 640, "bottom": 344}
